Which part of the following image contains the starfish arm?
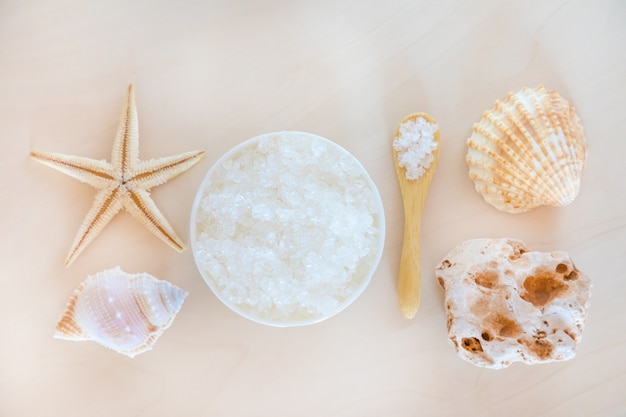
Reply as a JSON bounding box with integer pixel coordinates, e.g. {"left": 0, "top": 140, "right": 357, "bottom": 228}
{"left": 111, "top": 84, "right": 139, "bottom": 175}
{"left": 30, "top": 151, "right": 114, "bottom": 188}
{"left": 123, "top": 188, "right": 185, "bottom": 252}
{"left": 131, "top": 150, "right": 205, "bottom": 189}
{"left": 64, "top": 187, "right": 124, "bottom": 267}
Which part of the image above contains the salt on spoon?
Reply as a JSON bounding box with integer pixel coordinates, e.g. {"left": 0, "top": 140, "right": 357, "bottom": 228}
{"left": 392, "top": 113, "right": 440, "bottom": 319}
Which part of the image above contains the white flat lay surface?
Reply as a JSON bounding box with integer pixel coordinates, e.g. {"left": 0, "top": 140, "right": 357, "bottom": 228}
{"left": 1, "top": 1, "right": 625, "bottom": 416}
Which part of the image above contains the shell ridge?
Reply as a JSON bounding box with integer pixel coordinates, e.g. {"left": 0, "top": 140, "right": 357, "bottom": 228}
{"left": 542, "top": 91, "right": 584, "bottom": 205}
{"left": 471, "top": 118, "right": 543, "bottom": 197}
{"left": 488, "top": 115, "right": 542, "bottom": 187}
{"left": 550, "top": 123, "right": 578, "bottom": 203}
{"left": 130, "top": 279, "right": 159, "bottom": 332}
{"left": 466, "top": 154, "right": 537, "bottom": 206}
{"left": 530, "top": 91, "right": 572, "bottom": 204}
{"left": 509, "top": 94, "right": 564, "bottom": 204}
{"left": 54, "top": 280, "right": 91, "bottom": 340}
{"left": 514, "top": 89, "right": 568, "bottom": 200}
{"left": 466, "top": 143, "right": 537, "bottom": 201}
{"left": 560, "top": 103, "right": 586, "bottom": 202}
{"left": 55, "top": 306, "right": 88, "bottom": 340}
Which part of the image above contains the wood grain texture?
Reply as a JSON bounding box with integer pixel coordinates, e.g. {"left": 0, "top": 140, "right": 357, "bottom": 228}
{"left": 1, "top": 1, "right": 625, "bottom": 416}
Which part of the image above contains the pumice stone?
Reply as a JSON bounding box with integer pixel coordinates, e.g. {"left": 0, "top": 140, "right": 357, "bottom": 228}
{"left": 435, "top": 238, "right": 591, "bottom": 369}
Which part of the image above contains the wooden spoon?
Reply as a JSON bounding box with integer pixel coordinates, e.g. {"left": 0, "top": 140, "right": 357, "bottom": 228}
{"left": 393, "top": 113, "right": 441, "bottom": 319}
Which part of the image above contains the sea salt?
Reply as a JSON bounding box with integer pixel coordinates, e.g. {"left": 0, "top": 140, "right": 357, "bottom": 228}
{"left": 192, "top": 132, "right": 383, "bottom": 324}
{"left": 393, "top": 117, "right": 439, "bottom": 180}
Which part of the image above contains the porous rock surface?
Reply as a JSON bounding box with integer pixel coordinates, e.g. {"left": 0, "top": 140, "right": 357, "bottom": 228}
{"left": 435, "top": 238, "right": 591, "bottom": 369}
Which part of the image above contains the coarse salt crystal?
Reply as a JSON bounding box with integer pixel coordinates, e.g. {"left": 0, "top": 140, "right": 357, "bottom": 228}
{"left": 393, "top": 117, "right": 439, "bottom": 180}
{"left": 191, "top": 132, "right": 385, "bottom": 326}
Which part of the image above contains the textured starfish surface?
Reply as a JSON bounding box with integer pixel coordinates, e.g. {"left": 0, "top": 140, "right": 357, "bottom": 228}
{"left": 31, "top": 84, "right": 205, "bottom": 267}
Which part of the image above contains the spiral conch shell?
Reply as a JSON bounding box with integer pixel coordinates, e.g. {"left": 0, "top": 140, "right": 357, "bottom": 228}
{"left": 466, "top": 86, "right": 587, "bottom": 213}
{"left": 55, "top": 267, "right": 188, "bottom": 358}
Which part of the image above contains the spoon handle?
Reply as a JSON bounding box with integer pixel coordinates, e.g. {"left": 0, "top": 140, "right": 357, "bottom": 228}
{"left": 397, "top": 189, "right": 426, "bottom": 319}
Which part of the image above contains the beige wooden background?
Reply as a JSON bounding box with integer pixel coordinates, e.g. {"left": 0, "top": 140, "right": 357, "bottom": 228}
{"left": 1, "top": 1, "right": 625, "bottom": 416}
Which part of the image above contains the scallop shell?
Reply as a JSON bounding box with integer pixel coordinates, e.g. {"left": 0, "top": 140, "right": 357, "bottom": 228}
{"left": 55, "top": 267, "right": 188, "bottom": 358}
{"left": 466, "top": 85, "right": 587, "bottom": 213}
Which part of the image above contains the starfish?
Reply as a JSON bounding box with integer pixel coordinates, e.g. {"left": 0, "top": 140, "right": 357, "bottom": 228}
{"left": 31, "top": 84, "right": 205, "bottom": 267}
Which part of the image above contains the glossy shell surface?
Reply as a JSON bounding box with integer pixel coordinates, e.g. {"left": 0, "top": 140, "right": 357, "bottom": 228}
{"left": 55, "top": 267, "right": 188, "bottom": 358}
{"left": 466, "top": 86, "right": 587, "bottom": 213}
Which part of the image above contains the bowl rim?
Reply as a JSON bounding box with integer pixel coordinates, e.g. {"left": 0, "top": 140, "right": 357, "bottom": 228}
{"left": 189, "top": 130, "right": 386, "bottom": 327}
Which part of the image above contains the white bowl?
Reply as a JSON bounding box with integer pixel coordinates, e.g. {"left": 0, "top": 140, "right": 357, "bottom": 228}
{"left": 190, "top": 131, "right": 385, "bottom": 327}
